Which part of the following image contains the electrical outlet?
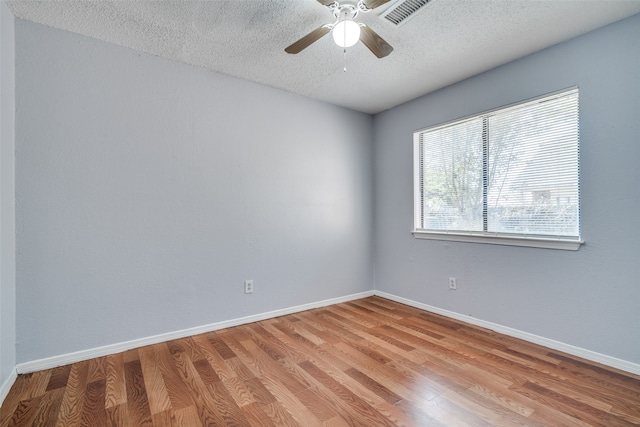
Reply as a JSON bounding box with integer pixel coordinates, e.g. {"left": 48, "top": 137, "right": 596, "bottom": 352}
{"left": 244, "top": 280, "right": 254, "bottom": 294}
{"left": 449, "top": 277, "right": 457, "bottom": 290}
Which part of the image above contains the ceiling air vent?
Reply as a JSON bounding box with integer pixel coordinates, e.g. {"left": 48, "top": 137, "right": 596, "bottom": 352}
{"left": 381, "top": 0, "right": 431, "bottom": 26}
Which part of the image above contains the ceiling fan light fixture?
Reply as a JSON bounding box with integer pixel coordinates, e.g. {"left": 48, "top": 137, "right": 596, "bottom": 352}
{"left": 332, "top": 19, "right": 361, "bottom": 48}
{"left": 284, "top": 0, "right": 393, "bottom": 58}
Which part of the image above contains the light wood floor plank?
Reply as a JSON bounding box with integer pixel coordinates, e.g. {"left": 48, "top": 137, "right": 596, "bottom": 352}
{"left": 124, "top": 359, "right": 152, "bottom": 426}
{"left": 138, "top": 346, "right": 172, "bottom": 416}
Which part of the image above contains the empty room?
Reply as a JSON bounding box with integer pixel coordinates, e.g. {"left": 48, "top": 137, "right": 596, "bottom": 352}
{"left": 1, "top": 0, "right": 640, "bottom": 425}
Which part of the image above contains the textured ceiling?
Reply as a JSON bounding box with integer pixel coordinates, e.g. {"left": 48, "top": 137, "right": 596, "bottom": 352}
{"left": 7, "top": 0, "right": 640, "bottom": 114}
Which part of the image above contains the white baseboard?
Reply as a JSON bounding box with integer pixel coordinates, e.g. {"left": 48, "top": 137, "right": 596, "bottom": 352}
{"left": 374, "top": 291, "right": 640, "bottom": 376}
{"left": 15, "top": 289, "right": 640, "bottom": 378}
{"left": 16, "top": 290, "right": 374, "bottom": 375}
{"left": 0, "top": 367, "right": 18, "bottom": 406}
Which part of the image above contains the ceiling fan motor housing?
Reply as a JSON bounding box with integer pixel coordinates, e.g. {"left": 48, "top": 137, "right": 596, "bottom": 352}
{"left": 331, "top": 2, "right": 359, "bottom": 21}
{"left": 331, "top": 0, "right": 374, "bottom": 17}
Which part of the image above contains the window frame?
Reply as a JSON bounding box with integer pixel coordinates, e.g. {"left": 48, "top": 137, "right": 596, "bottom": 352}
{"left": 412, "top": 87, "right": 583, "bottom": 251}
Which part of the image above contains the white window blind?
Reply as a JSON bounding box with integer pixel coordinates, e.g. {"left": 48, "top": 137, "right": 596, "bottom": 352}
{"left": 413, "top": 88, "right": 581, "bottom": 249}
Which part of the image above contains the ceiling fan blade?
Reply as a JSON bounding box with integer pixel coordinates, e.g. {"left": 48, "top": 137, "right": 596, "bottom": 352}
{"left": 362, "top": 0, "right": 392, "bottom": 10}
{"left": 316, "top": 0, "right": 336, "bottom": 5}
{"left": 285, "top": 25, "right": 331, "bottom": 54}
{"left": 360, "top": 25, "right": 394, "bottom": 58}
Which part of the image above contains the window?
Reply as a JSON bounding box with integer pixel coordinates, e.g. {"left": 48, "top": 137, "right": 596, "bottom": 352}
{"left": 413, "top": 88, "right": 582, "bottom": 250}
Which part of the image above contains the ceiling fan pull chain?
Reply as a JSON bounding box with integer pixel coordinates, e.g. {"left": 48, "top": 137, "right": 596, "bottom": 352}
{"left": 344, "top": 49, "right": 347, "bottom": 72}
{"left": 344, "top": 48, "right": 348, "bottom": 72}
{"left": 343, "top": 9, "right": 348, "bottom": 73}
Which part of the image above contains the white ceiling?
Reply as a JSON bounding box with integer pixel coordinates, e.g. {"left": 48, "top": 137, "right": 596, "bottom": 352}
{"left": 7, "top": 0, "right": 640, "bottom": 114}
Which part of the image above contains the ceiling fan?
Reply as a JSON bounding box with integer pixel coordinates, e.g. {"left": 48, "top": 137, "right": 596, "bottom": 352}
{"left": 285, "top": 0, "right": 394, "bottom": 58}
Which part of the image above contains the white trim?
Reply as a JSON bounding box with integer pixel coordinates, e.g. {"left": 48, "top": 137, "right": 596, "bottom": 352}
{"left": 14, "top": 288, "right": 640, "bottom": 378}
{"left": 16, "top": 290, "right": 374, "bottom": 374}
{"left": 412, "top": 230, "right": 584, "bottom": 250}
{"left": 0, "top": 367, "right": 18, "bottom": 406}
{"left": 374, "top": 290, "right": 640, "bottom": 376}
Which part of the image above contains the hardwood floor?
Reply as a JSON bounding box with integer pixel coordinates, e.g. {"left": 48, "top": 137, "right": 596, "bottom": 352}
{"left": 2, "top": 296, "right": 640, "bottom": 426}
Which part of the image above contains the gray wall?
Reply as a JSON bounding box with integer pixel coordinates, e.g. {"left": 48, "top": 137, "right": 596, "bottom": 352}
{"left": 0, "top": 0, "right": 16, "bottom": 390}
{"left": 374, "top": 13, "right": 640, "bottom": 364}
{"left": 9, "top": 9, "right": 640, "bottom": 370}
{"left": 15, "top": 19, "right": 373, "bottom": 363}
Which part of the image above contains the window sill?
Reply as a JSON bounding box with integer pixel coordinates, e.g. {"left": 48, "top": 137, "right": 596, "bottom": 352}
{"left": 412, "top": 230, "right": 583, "bottom": 251}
